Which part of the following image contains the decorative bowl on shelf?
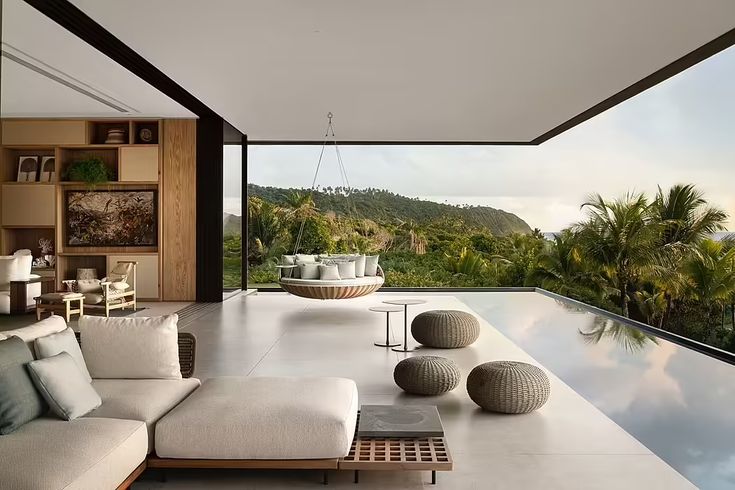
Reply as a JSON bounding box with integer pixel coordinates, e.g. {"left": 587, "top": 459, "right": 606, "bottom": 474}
{"left": 104, "top": 129, "right": 126, "bottom": 144}
{"left": 139, "top": 128, "right": 154, "bottom": 143}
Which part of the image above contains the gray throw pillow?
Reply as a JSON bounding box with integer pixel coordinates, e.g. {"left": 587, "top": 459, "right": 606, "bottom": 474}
{"left": 365, "top": 255, "right": 380, "bottom": 276}
{"left": 299, "top": 262, "right": 320, "bottom": 280}
{"left": 319, "top": 264, "right": 341, "bottom": 280}
{"left": 0, "top": 337, "right": 47, "bottom": 435}
{"left": 336, "top": 260, "right": 357, "bottom": 280}
{"left": 34, "top": 327, "right": 92, "bottom": 383}
{"left": 27, "top": 352, "right": 101, "bottom": 421}
{"left": 354, "top": 255, "right": 367, "bottom": 277}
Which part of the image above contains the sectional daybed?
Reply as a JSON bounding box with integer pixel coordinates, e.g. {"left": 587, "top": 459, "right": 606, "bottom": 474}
{"left": 0, "top": 314, "right": 359, "bottom": 489}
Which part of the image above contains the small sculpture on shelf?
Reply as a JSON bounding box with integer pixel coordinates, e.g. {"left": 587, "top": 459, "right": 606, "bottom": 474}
{"left": 38, "top": 238, "right": 55, "bottom": 268}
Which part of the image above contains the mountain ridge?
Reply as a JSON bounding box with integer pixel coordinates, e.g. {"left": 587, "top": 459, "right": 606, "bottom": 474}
{"left": 241, "top": 184, "right": 532, "bottom": 236}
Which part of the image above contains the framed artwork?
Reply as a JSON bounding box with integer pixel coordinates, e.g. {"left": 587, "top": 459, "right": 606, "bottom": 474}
{"left": 17, "top": 156, "right": 39, "bottom": 182}
{"left": 65, "top": 190, "right": 158, "bottom": 247}
{"left": 40, "top": 156, "right": 55, "bottom": 182}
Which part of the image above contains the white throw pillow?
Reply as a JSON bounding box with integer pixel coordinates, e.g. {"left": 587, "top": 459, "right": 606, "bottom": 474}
{"left": 319, "top": 264, "right": 341, "bottom": 280}
{"left": 354, "top": 255, "right": 367, "bottom": 277}
{"left": 34, "top": 327, "right": 92, "bottom": 382}
{"left": 28, "top": 352, "right": 101, "bottom": 420}
{"left": 76, "top": 279, "right": 102, "bottom": 294}
{"left": 295, "top": 254, "right": 317, "bottom": 263}
{"left": 336, "top": 260, "right": 356, "bottom": 280}
{"left": 365, "top": 255, "right": 380, "bottom": 276}
{"left": 109, "top": 282, "right": 130, "bottom": 291}
{"left": 80, "top": 314, "right": 181, "bottom": 379}
{"left": 299, "top": 262, "right": 320, "bottom": 280}
{"left": 281, "top": 255, "right": 296, "bottom": 266}
{"left": 12, "top": 252, "right": 32, "bottom": 281}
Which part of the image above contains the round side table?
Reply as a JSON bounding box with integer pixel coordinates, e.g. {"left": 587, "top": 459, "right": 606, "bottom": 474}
{"left": 369, "top": 305, "right": 403, "bottom": 348}
{"left": 382, "top": 299, "right": 427, "bottom": 353}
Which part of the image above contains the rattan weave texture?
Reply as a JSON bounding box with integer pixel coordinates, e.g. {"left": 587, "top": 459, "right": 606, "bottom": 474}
{"left": 411, "top": 310, "right": 480, "bottom": 348}
{"left": 393, "top": 356, "right": 461, "bottom": 395}
{"left": 466, "top": 361, "right": 550, "bottom": 413}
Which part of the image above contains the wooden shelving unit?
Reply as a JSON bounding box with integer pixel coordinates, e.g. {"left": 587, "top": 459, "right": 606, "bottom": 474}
{"left": 0, "top": 119, "right": 163, "bottom": 300}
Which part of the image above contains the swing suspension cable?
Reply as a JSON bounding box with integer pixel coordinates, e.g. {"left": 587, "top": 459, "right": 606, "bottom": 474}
{"left": 293, "top": 112, "right": 353, "bottom": 255}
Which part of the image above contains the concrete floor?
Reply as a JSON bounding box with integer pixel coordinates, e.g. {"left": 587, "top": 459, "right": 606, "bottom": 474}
{"left": 126, "top": 292, "right": 693, "bottom": 489}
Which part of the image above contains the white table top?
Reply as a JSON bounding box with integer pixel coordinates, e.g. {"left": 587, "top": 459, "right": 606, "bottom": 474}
{"left": 383, "top": 299, "right": 427, "bottom": 306}
{"left": 369, "top": 305, "right": 404, "bottom": 313}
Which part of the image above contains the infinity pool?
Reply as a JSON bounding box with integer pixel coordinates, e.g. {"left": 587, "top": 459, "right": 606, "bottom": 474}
{"left": 458, "top": 291, "right": 735, "bottom": 490}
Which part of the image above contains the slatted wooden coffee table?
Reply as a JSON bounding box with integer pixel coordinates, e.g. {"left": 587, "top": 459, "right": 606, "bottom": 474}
{"left": 338, "top": 413, "right": 453, "bottom": 484}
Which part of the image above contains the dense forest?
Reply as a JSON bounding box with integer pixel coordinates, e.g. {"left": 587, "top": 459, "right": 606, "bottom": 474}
{"left": 235, "top": 183, "right": 735, "bottom": 354}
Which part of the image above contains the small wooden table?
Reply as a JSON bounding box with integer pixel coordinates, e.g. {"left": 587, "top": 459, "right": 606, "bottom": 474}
{"left": 35, "top": 293, "right": 85, "bottom": 322}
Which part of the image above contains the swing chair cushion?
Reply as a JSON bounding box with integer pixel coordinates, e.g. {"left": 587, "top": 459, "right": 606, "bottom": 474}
{"left": 280, "top": 275, "right": 383, "bottom": 288}
{"left": 299, "top": 263, "right": 321, "bottom": 280}
{"left": 365, "top": 255, "right": 380, "bottom": 276}
{"left": 319, "top": 264, "right": 341, "bottom": 280}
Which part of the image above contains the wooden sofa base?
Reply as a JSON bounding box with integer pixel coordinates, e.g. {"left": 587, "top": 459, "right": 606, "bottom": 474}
{"left": 117, "top": 461, "right": 146, "bottom": 490}
{"left": 147, "top": 456, "right": 339, "bottom": 470}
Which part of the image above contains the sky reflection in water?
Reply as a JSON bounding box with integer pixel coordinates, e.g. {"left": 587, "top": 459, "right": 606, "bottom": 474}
{"left": 459, "top": 292, "right": 735, "bottom": 490}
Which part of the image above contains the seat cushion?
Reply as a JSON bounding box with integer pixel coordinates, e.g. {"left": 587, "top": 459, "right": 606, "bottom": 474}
{"left": 86, "top": 378, "right": 201, "bottom": 452}
{"left": 280, "top": 275, "right": 384, "bottom": 287}
{"left": 155, "top": 376, "right": 358, "bottom": 460}
{"left": 0, "top": 416, "right": 147, "bottom": 490}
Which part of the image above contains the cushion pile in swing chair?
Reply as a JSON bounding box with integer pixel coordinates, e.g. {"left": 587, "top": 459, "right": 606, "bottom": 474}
{"left": 278, "top": 254, "right": 384, "bottom": 299}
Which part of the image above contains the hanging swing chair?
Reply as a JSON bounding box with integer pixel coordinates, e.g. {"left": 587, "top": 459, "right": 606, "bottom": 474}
{"left": 277, "top": 113, "right": 384, "bottom": 299}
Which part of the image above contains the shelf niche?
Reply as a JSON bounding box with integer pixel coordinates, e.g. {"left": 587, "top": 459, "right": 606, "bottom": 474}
{"left": 59, "top": 147, "right": 118, "bottom": 182}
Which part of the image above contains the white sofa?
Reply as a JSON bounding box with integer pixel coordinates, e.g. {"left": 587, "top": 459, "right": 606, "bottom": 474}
{"left": 0, "top": 316, "right": 199, "bottom": 490}
{"left": 0, "top": 315, "right": 360, "bottom": 489}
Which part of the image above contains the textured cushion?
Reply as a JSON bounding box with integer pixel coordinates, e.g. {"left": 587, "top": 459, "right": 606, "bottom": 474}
{"left": 354, "top": 254, "right": 367, "bottom": 277}
{"left": 336, "top": 260, "right": 357, "bottom": 279}
{"left": 109, "top": 281, "right": 130, "bottom": 291}
{"left": 0, "top": 256, "right": 18, "bottom": 290}
{"left": 155, "top": 377, "right": 359, "bottom": 459}
{"left": 299, "top": 262, "right": 320, "bottom": 280}
{"left": 28, "top": 352, "right": 101, "bottom": 421}
{"left": 87, "top": 378, "right": 200, "bottom": 453}
{"left": 365, "top": 255, "right": 380, "bottom": 276}
{"left": 0, "top": 337, "right": 46, "bottom": 435}
{"left": 0, "top": 333, "right": 6, "bottom": 341}
{"left": 319, "top": 263, "right": 341, "bottom": 280}
{"left": 80, "top": 315, "right": 181, "bottom": 379}
{"left": 295, "top": 254, "right": 317, "bottom": 263}
{"left": 282, "top": 255, "right": 300, "bottom": 278}
{"left": 39, "top": 292, "right": 84, "bottom": 302}
{"left": 83, "top": 293, "right": 104, "bottom": 305}
{"left": 76, "top": 279, "right": 102, "bottom": 294}
{"left": 0, "top": 417, "right": 147, "bottom": 490}
{"left": 34, "top": 327, "right": 92, "bottom": 382}
{"left": 1, "top": 315, "right": 67, "bottom": 350}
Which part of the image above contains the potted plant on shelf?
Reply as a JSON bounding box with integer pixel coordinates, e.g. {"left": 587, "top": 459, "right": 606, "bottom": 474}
{"left": 63, "top": 157, "right": 114, "bottom": 186}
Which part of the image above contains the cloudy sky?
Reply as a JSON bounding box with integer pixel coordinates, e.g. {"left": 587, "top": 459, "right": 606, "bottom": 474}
{"left": 230, "top": 45, "right": 735, "bottom": 231}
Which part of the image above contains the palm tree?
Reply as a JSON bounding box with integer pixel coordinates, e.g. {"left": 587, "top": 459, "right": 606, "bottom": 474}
{"left": 574, "top": 193, "right": 658, "bottom": 317}
{"left": 578, "top": 317, "right": 656, "bottom": 353}
{"left": 526, "top": 230, "right": 604, "bottom": 300}
{"left": 648, "top": 184, "right": 728, "bottom": 327}
{"left": 247, "top": 197, "right": 287, "bottom": 263}
{"left": 445, "top": 248, "right": 486, "bottom": 275}
{"left": 682, "top": 239, "right": 735, "bottom": 330}
{"left": 284, "top": 190, "right": 317, "bottom": 220}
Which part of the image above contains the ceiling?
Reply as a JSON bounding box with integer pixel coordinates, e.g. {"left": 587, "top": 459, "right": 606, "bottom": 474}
{"left": 10, "top": 1, "right": 735, "bottom": 142}
{"left": 0, "top": 0, "right": 194, "bottom": 119}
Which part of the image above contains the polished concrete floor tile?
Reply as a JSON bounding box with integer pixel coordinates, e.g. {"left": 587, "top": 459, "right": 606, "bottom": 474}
{"left": 124, "top": 292, "right": 693, "bottom": 488}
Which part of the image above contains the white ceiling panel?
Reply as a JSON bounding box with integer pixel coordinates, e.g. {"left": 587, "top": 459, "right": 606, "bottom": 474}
{"left": 48, "top": 1, "right": 735, "bottom": 141}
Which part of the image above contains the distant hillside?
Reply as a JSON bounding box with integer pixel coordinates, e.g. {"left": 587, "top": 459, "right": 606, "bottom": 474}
{"left": 223, "top": 213, "right": 241, "bottom": 236}
{"left": 247, "top": 184, "right": 532, "bottom": 235}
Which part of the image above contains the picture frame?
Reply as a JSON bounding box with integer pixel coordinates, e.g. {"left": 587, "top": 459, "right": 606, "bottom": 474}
{"left": 40, "top": 156, "right": 56, "bottom": 182}
{"left": 65, "top": 190, "right": 158, "bottom": 247}
{"left": 17, "top": 156, "right": 39, "bottom": 182}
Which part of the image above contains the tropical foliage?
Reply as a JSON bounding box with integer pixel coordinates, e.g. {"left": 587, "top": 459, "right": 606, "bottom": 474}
{"left": 242, "top": 183, "right": 735, "bottom": 353}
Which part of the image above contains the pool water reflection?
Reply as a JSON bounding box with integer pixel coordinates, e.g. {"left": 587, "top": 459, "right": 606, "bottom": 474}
{"left": 459, "top": 291, "right": 735, "bottom": 490}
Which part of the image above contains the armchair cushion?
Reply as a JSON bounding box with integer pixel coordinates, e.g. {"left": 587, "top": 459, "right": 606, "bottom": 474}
{"left": 0, "top": 256, "right": 18, "bottom": 290}
{"left": 12, "top": 251, "right": 32, "bottom": 281}
{"left": 76, "top": 279, "right": 102, "bottom": 294}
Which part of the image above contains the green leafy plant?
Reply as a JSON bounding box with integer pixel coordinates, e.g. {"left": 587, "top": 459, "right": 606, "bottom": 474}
{"left": 64, "top": 157, "right": 112, "bottom": 184}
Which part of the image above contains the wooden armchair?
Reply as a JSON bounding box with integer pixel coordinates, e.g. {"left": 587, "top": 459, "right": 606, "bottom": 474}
{"left": 63, "top": 261, "right": 138, "bottom": 317}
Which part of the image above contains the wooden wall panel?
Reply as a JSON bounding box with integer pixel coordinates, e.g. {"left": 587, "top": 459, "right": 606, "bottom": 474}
{"left": 2, "top": 120, "right": 87, "bottom": 145}
{"left": 162, "top": 120, "right": 196, "bottom": 300}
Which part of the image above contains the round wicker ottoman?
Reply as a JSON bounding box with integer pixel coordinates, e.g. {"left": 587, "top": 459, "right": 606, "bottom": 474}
{"left": 466, "top": 361, "right": 550, "bottom": 413}
{"left": 411, "top": 310, "right": 480, "bottom": 348}
{"left": 393, "top": 356, "right": 461, "bottom": 396}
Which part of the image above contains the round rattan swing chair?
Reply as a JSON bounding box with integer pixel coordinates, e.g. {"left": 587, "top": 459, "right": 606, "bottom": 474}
{"left": 277, "top": 113, "right": 384, "bottom": 300}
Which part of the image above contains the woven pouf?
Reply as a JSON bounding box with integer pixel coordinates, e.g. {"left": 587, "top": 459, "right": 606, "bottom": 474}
{"left": 411, "top": 310, "right": 480, "bottom": 348}
{"left": 466, "top": 361, "right": 550, "bottom": 413}
{"left": 393, "top": 356, "right": 461, "bottom": 396}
